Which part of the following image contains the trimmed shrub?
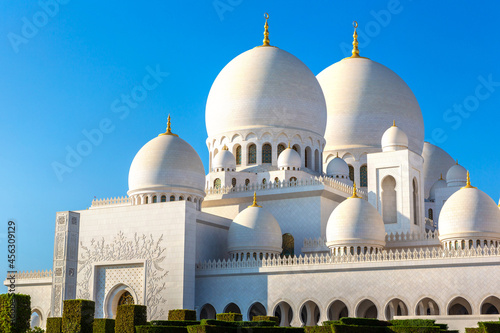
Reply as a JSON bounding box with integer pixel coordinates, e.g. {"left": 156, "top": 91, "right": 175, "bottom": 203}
{"left": 151, "top": 321, "right": 200, "bottom": 327}
{"left": 305, "top": 326, "right": 332, "bottom": 333}
{"left": 62, "top": 299, "right": 95, "bottom": 333}
{"left": 0, "top": 293, "right": 31, "bottom": 333}
{"left": 93, "top": 318, "right": 115, "bottom": 333}
{"left": 388, "top": 327, "right": 441, "bottom": 333}
{"left": 331, "top": 325, "right": 387, "bottom": 333}
{"left": 200, "top": 319, "right": 275, "bottom": 327}
{"left": 136, "top": 326, "right": 188, "bottom": 333}
{"left": 216, "top": 313, "right": 243, "bottom": 322}
{"left": 169, "top": 310, "right": 197, "bottom": 321}
{"left": 115, "top": 305, "right": 147, "bottom": 333}
{"left": 27, "top": 327, "right": 46, "bottom": 333}
{"left": 322, "top": 321, "right": 341, "bottom": 327}
{"left": 187, "top": 325, "right": 234, "bottom": 333}
{"left": 434, "top": 324, "right": 448, "bottom": 330}
{"left": 47, "top": 317, "right": 63, "bottom": 333}
{"left": 390, "top": 320, "right": 437, "bottom": 327}
{"left": 253, "top": 316, "right": 279, "bottom": 326}
{"left": 479, "top": 321, "right": 500, "bottom": 333}
{"left": 338, "top": 318, "right": 391, "bottom": 327}
{"left": 465, "top": 329, "right": 484, "bottom": 333}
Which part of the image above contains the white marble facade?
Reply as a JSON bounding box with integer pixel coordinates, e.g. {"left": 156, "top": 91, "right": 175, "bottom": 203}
{"left": 7, "top": 22, "right": 500, "bottom": 333}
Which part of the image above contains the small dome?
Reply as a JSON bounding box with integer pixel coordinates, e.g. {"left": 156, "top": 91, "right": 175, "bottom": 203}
{"left": 206, "top": 46, "right": 327, "bottom": 138}
{"left": 277, "top": 147, "right": 301, "bottom": 170}
{"left": 439, "top": 181, "right": 500, "bottom": 244}
{"left": 128, "top": 121, "right": 205, "bottom": 197}
{"left": 227, "top": 193, "right": 282, "bottom": 255}
{"left": 422, "top": 142, "right": 455, "bottom": 199}
{"left": 212, "top": 147, "right": 236, "bottom": 171}
{"left": 381, "top": 122, "right": 409, "bottom": 152}
{"left": 326, "top": 187, "right": 386, "bottom": 251}
{"left": 446, "top": 163, "right": 467, "bottom": 187}
{"left": 429, "top": 176, "right": 447, "bottom": 201}
{"left": 326, "top": 155, "right": 349, "bottom": 178}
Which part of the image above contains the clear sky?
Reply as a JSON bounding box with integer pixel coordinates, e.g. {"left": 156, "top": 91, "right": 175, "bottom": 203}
{"left": 0, "top": 0, "right": 499, "bottom": 289}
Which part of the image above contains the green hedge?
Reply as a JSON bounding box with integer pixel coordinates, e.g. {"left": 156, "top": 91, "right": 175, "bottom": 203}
{"left": 62, "top": 299, "right": 95, "bottom": 333}
{"left": 115, "top": 305, "right": 147, "bottom": 333}
{"left": 215, "top": 314, "right": 242, "bottom": 322}
{"left": 47, "top": 317, "right": 63, "bottom": 333}
{"left": 253, "top": 316, "right": 279, "bottom": 325}
{"left": 388, "top": 327, "right": 441, "bottom": 333}
{"left": 305, "top": 326, "right": 332, "bottom": 333}
{"left": 187, "top": 325, "right": 234, "bottom": 333}
{"left": 331, "top": 325, "right": 387, "bottom": 333}
{"left": 389, "top": 320, "right": 437, "bottom": 327}
{"left": 465, "top": 329, "right": 484, "bottom": 333}
{"left": 322, "top": 321, "right": 341, "bottom": 327}
{"left": 169, "top": 310, "right": 197, "bottom": 321}
{"left": 200, "top": 319, "right": 275, "bottom": 327}
{"left": 136, "top": 326, "right": 189, "bottom": 333}
{"left": 478, "top": 321, "right": 500, "bottom": 333}
{"left": 188, "top": 326, "right": 304, "bottom": 333}
{"left": 0, "top": 293, "right": 31, "bottom": 333}
{"left": 339, "top": 318, "right": 391, "bottom": 327}
{"left": 151, "top": 321, "right": 200, "bottom": 327}
{"left": 93, "top": 318, "right": 114, "bottom": 332}
{"left": 435, "top": 324, "right": 449, "bottom": 330}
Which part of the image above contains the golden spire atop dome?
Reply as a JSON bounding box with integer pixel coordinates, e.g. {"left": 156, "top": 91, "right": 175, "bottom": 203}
{"left": 262, "top": 13, "right": 270, "bottom": 46}
{"left": 462, "top": 170, "right": 476, "bottom": 189}
{"left": 393, "top": 120, "right": 396, "bottom": 127}
{"left": 343, "top": 21, "right": 368, "bottom": 60}
{"left": 159, "top": 114, "right": 179, "bottom": 137}
{"left": 249, "top": 191, "right": 262, "bottom": 208}
{"left": 222, "top": 145, "right": 228, "bottom": 151}
{"left": 287, "top": 141, "right": 291, "bottom": 149}
{"left": 336, "top": 151, "right": 339, "bottom": 158}
{"left": 439, "top": 173, "right": 443, "bottom": 180}
{"left": 350, "top": 182, "right": 361, "bottom": 199}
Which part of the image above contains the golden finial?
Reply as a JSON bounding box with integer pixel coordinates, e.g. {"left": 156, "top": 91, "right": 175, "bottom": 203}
{"left": 287, "top": 141, "right": 291, "bottom": 149}
{"left": 336, "top": 152, "right": 339, "bottom": 158}
{"left": 439, "top": 173, "right": 443, "bottom": 180}
{"left": 222, "top": 145, "right": 228, "bottom": 151}
{"left": 249, "top": 191, "right": 262, "bottom": 208}
{"left": 455, "top": 160, "right": 459, "bottom": 165}
{"left": 392, "top": 120, "right": 396, "bottom": 127}
{"left": 462, "top": 170, "right": 476, "bottom": 189}
{"left": 262, "top": 13, "right": 270, "bottom": 46}
{"left": 350, "top": 182, "right": 360, "bottom": 199}
{"left": 351, "top": 21, "right": 360, "bottom": 58}
{"left": 159, "top": 114, "right": 179, "bottom": 137}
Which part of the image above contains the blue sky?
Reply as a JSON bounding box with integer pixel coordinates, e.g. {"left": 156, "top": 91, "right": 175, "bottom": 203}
{"left": 0, "top": 0, "right": 499, "bottom": 289}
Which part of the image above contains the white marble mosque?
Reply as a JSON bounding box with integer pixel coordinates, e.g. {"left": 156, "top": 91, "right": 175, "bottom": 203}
{"left": 8, "top": 17, "right": 500, "bottom": 333}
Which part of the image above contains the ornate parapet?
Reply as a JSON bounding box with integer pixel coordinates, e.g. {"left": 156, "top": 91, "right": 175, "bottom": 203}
{"left": 90, "top": 196, "right": 131, "bottom": 209}
{"left": 205, "top": 176, "right": 366, "bottom": 199}
{"left": 196, "top": 244, "right": 500, "bottom": 272}
{"left": 12, "top": 270, "right": 52, "bottom": 280}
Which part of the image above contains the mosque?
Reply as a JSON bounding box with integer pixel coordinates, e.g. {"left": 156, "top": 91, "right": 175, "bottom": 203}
{"left": 10, "top": 16, "right": 500, "bottom": 333}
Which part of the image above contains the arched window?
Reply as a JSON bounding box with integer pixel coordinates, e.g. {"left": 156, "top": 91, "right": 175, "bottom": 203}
{"left": 274, "top": 177, "right": 279, "bottom": 183}
{"left": 248, "top": 144, "right": 256, "bottom": 164}
{"left": 262, "top": 144, "right": 272, "bottom": 163}
{"left": 245, "top": 179, "right": 250, "bottom": 186}
{"left": 214, "top": 178, "right": 221, "bottom": 189}
{"left": 360, "top": 165, "right": 367, "bottom": 187}
{"left": 290, "top": 177, "right": 297, "bottom": 183}
{"left": 314, "top": 150, "right": 320, "bottom": 172}
{"left": 179, "top": 196, "right": 184, "bottom": 201}
{"left": 170, "top": 195, "right": 175, "bottom": 201}
{"left": 262, "top": 178, "right": 267, "bottom": 185}
{"left": 232, "top": 178, "right": 237, "bottom": 187}
{"left": 152, "top": 196, "right": 157, "bottom": 203}
{"left": 118, "top": 291, "right": 134, "bottom": 306}
{"left": 235, "top": 145, "right": 242, "bottom": 165}
{"left": 187, "top": 197, "right": 192, "bottom": 202}
{"left": 292, "top": 144, "right": 300, "bottom": 155}
{"left": 161, "top": 195, "right": 166, "bottom": 202}
{"left": 382, "top": 176, "right": 397, "bottom": 224}
{"left": 413, "top": 178, "right": 419, "bottom": 225}
{"left": 145, "top": 197, "right": 149, "bottom": 204}
{"left": 428, "top": 208, "right": 433, "bottom": 220}
{"left": 348, "top": 165, "right": 354, "bottom": 181}
{"left": 281, "top": 233, "right": 294, "bottom": 257}
{"left": 277, "top": 144, "right": 286, "bottom": 156}
{"left": 305, "top": 147, "right": 312, "bottom": 169}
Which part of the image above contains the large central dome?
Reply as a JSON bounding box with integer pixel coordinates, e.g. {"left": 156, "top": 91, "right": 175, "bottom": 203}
{"left": 317, "top": 57, "right": 424, "bottom": 154}
{"left": 206, "top": 46, "right": 327, "bottom": 137}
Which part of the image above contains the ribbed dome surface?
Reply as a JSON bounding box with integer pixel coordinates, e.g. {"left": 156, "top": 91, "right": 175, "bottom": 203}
{"left": 277, "top": 148, "right": 301, "bottom": 169}
{"left": 326, "top": 197, "right": 386, "bottom": 248}
{"left": 128, "top": 134, "right": 205, "bottom": 195}
{"left": 439, "top": 187, "right": 500, "bottom": 242}
{"left": 317, "top": 58, "right": 424, "bottom": 154}
{"left": 206, "top": 46, "right": 327, "bottom": 137}
{"left": 227, "top": 205, "right": 282, "bottom": 254}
